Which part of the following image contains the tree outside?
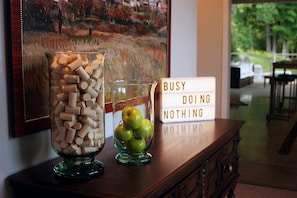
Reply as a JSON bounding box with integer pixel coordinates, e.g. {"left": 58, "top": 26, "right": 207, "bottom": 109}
{"left": 231, "top": 3, "right": 297, "bottom": 72}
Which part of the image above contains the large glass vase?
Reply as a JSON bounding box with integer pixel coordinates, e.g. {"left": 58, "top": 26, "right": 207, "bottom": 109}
{"left": 49, "top": 51, "right": 105, "bottom": 179}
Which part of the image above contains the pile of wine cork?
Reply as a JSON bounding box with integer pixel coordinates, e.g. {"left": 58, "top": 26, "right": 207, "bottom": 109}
{"left": 50, "top": 51, "right": 105, "bottom": 156}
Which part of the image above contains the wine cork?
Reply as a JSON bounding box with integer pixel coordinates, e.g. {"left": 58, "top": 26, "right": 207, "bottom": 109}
{"left": 77, "top": 124, "right": 90, "bottom": 139}
{"left": 51, "top": 71, "right": 62, "bottom": 81}
{"left": 87, "top": 78, "right": 96, "bottom": 88}
{"left": 60, "top": 112, "right": 75, "bottom": 121}
{"left": 64, "top": 120, "right": 75, "bottom": 128}
{"left": 59, "top": 79, "right": 66, "bottom": 86}
{"left": 86, "top": 86, "right": 98, "bottom": 98}
{"left": 87, "top": 132, "right": 94, "bottom": 140}
{"left": 66, "top": 128, "right": 76, "bottom": 143}
{"left": 54, "top": 101, "right": 66, "bottom": 115}
{"left": 74, "top": 136, "right": 84, "bottom": 145}
{"left": 82, "top": 146, "right": 98, "bottom": 154}
{"left": 92, "top": 67, "right": 102, "bottom": 80}
{"left": 86, "top": 98, "right": 96, "bottom": 107}
{"left": 63, "top": 144, "right": 77, "bottom": 154}
{"left": 58, "top": 56, "right": 68, "bottom": 65}
{"left": 54, "top": 117, "right": 64, "bottom": 129}
{"left": 68, "top": 58, "right": 83, "bottom": 71}
{"left": 56, "top": 93, "right": 68, "bottom": 101}
{"left": 57, "top": 125, "right": 67, "bottom": 134}
{"left": 78, "top": 81, "right": 89, "bottom": 90}
{"left": 96, "top": 53, "right": 105, "bottom": 60}
{"left": 91, "top": 128, "right": 100, "bottom": 134}
{"left": 51, "top": 86, "right": 61, "bottom": 94}
{"left": 62, "top": 84, "right": 78, "bottom": 93}
{"left": 50, "top": 61, "right": 61, "bottom": 72}
{"left": 81, "top": 107, "right": 96, "bottom": 117}
{"left": 51, "top": 99, "right": 59, "bottom": 107}
{"left": 73, "top": 122, "right": 82, "bottom": 130}
{"left": 65, "top": 106, "right": 81, "bottom": 115}
{"left": 75, "top": 147, "right": 82, "bottom": 155}
{"left": 80, "top": 139, "right": 94, "bottom": 147}
{"left": 91, "top": 62, "right": 99, "bottom": 70}
{"left": 76, "top": 66, "right": 90, "bottom": 81}
{"left": 98, "top": 122, "right": 104, "bottom": 130}
{"left": 55, "top": 128, "right": 66, "bottom": 141}
{"left": 76, "top": 101, "right": 86, "bottom": 108}
{"left": 62, "top": 67, "right": 71, "bottom": 75}
{"left": 82, "top": 93, "right": 91, "bottom": 101}
{"left": 80, "top": 54, "right": 88, "bottom": 63}
{"left": 64, "top": 74, "right": 80, "bottom": 83}
{"left": 93, "top": 132, "right": 104, "bottom": 139}
{"left": 93, "top": 113, "right": 103, "bottom": 121}
{"left": 96, "top": 93, "right": 104, "bottom": 106}
{"left": 85, "top": 65, "right": 93, "bottom": 75}
{"left": 60, "top": 141, "right": 69, "bottom": 149}
{"left": 68, "top": 92, "right": 77, "bottom": 107}
{"left": 93, "top": 79, "right": 102, "bottom": 91}
{"left": 82, "top": 116, "right": 97, "bottom": 128}
{"left": 99, "top": 139, "right": 104, "bottom": 147}
{"left": 81, "top": 107, "right": 96, "bottom": 118}
{"left": 67, "top": 54, "right": 78, "bottom": 63}
{"left": 66, "top": 50, "right": 73, "bottom": 56}
{"left": 92, "top": 103, "right": 103, "bottom": 114}
{"left": 50, "top": 56, "right": 62, "bottom": 72}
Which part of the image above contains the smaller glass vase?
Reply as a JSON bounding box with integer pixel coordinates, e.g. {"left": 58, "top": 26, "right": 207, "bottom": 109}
{"left": 48, "top": 51, "right": 105, "bottom": 179}
{"left": 111, "top": 80, "right": 158, "bottom": 165}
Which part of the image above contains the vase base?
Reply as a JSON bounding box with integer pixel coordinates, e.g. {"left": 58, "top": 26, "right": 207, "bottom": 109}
{"left": 115, "top": 152, "right": 152, "bottom": 165}
{"left": 53, "top": 159, "right": 104, "bottom": 180}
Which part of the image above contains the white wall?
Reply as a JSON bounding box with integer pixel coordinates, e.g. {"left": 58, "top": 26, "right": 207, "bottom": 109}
{"left": 0, "top": 1, "right": 229, "bottom": 197}
{"left": 197, "top": 0, "right": 231, "bottom": 118}
{"left": 170, "top": 0, "right": 197, "bottom": 77}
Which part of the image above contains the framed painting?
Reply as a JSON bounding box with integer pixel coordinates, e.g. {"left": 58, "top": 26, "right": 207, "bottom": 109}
{"left": 7, "top": 0, "right": 171, "bottom": 137}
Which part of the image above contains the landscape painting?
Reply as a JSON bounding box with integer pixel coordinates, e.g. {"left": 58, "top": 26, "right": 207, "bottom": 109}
{"left": 8, "top": 0, "right": 170, "bottom": 137}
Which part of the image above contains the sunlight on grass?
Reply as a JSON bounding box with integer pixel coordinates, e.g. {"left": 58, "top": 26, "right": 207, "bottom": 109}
{"left": 246, "top": 51, "right": 272, "bottom": 73}
{"left": 243, "top": 51, "right": 293, "bottom": 73}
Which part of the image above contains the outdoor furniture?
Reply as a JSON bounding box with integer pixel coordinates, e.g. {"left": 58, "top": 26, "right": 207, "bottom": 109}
{"left": 267, "top": 61, "right": 297, "bottom": 121}
{"left": 231, "top": 63, "right": 254, "bottom": 88}
{"left": 230, "top": 53, "right": 254, "bottom": 88}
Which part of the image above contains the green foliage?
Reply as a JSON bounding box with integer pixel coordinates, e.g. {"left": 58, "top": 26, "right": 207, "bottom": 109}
{"left": 232, "top": 3, "right": 297, "bottom": 53}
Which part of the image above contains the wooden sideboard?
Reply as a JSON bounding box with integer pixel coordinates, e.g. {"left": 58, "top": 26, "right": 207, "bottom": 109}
{"left": 7, "top": 119, "right": 244, "bottom": 198}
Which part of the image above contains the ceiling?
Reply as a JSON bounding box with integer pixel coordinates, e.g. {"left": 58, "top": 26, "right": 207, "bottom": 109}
{"left": 232, "top": 0, "right": 297, "bottom": 3}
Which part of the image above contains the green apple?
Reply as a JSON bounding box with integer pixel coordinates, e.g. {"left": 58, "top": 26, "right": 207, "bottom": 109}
{"left": 127, "top": 138, "right": 147, "bottom": 156}
{"left": 134, "top": 119, "right": 154, "bottom": 139}
{"left": 114, "top": 123, "right": 133, "bottom": 142}
{"left": 122, "top": 106, "right": 143, "bottom": 129}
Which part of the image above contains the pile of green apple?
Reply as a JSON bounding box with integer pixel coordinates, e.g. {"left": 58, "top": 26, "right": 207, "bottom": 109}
{"left": 114, "top": 106, "right": 154, "bottom": 156}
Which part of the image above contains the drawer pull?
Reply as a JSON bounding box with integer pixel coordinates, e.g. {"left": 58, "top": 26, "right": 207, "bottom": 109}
{"left": 224, "top": 164, "right": 233, "bottom": 173}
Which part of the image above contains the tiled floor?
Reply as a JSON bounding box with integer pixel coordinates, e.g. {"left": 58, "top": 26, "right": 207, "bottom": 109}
{"left": 230, "top": 78, "right": 297, "bottom": 191}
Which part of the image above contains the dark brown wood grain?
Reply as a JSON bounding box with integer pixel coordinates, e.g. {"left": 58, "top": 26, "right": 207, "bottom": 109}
{"left": 7, "top": 119, "right": 244, "bottom": 198}
{"left": 6, "top": 0, "right": 51, "bottom": 137}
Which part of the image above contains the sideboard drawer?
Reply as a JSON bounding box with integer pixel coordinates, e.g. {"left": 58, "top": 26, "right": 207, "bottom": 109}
{"left": 179, "top": 169, "right": 202, "bottom": 198}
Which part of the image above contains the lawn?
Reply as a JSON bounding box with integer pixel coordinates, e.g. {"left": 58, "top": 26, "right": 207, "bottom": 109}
{"left": 244, "top": 51, "right": 293, "bottom": 74}
{"left": 246, "top": 52, "right": 272, "bottom": 73}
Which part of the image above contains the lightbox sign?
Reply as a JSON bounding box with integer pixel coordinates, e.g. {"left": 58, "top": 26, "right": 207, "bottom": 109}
{"left": 159, "top": 77, "right": 216, "bottom": 123}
